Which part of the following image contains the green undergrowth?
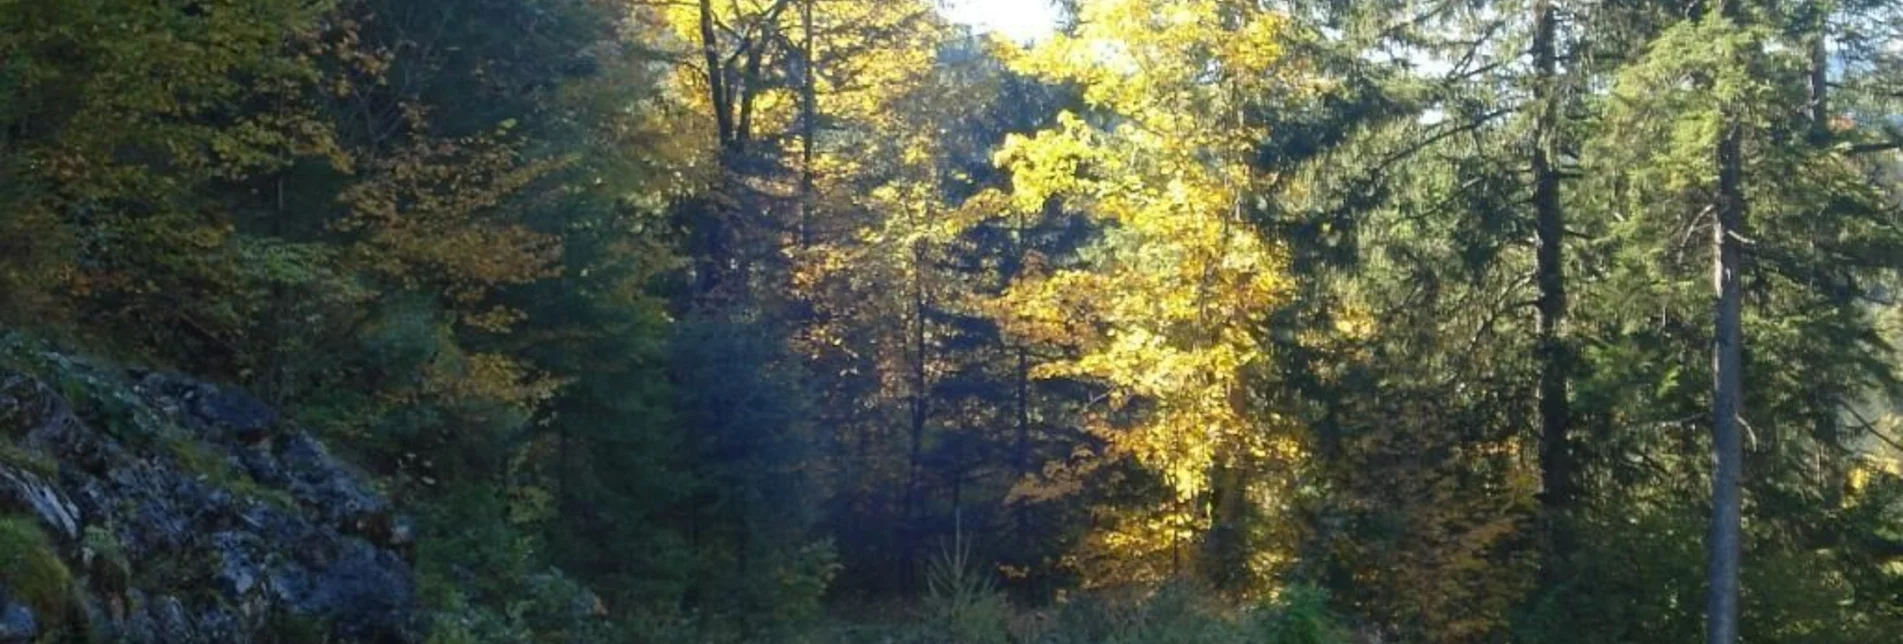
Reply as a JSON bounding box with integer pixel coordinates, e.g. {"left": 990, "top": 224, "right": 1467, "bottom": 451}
{"left": 786, "top": 584, "right": 1349, "bottom": 644}
{"left": 0, "top": 513, "right": 75, "bottom": 626}
{"left": 649, "top": 542, "right": 1351, "bottom": 644}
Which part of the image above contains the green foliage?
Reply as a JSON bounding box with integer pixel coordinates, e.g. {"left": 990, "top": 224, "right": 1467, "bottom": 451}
{"left": 667, "top": 318, "right": 834, "bottom": 634}
{"left": 918, "top": 538, "right": 1012, "bottom": 644}
{"left": 79, "top": 525, "right": 129, "bottom": 595}
{"left": 781, "top": 582, "right": 1349, "bottom": 644}
{"left": 0, "top": 513, "right": 74, "bottom": 624}
{"left": 1256, "top": 585, "right": 1350, "bottom": 644}
{"left": 421, "top": 565, "right": 620, "bottom": 644}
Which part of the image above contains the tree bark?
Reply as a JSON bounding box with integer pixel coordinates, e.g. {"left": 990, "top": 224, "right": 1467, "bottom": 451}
{"left": 735, "top": 39, "right": 765, "bottom": 153}
{"left": 905, "top": 249, "right": 927, "bottom": 517}
{"left": 1707, "top": 5, "right": 1747, "bottom": 642}
{"left": 902, "top": 215, "right": 932, "bottom": 585}
{"left": 1014, "top": 346, "right": 1030, "bottom": 548}
{"left": 798, "top": 0, "right": 817, "bottom": 246}
{"left": 1530, "top": 0, "right": 1574, "bottom": 584}
{"left": 697, "top": 0, "right": 732, "bottom": 147}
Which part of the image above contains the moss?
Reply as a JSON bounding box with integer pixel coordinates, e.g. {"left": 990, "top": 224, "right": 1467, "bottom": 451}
{"left": 0, "top": 513, "right": 74, "bottom": 622}
{"left": 0, "top": 443, "right": 57, "bottom": 478}
{"left": 165, "top": 435, "right": 224, "bottom": 479}
{"left": 230, "top": 477, "right": 299, "bottom": 511}
{"left": 162, "top": 436, "right": 297, "bottom": 511}
{"left": 1, "top": 335, "right": 167, "bottom": 448}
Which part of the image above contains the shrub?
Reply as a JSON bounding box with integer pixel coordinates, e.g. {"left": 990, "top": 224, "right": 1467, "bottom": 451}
{"left": 915, "top": 537, "right": 1011, "bottom": 644}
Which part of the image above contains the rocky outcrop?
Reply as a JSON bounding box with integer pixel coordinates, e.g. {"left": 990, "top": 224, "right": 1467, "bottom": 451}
{"left": 0, "top": 353, "right": 414, "bottom": 643}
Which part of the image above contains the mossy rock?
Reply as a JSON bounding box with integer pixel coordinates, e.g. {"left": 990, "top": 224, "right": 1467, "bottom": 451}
{"left": 0, "top": 513, "right": 73, "bottom": 622}
{"left": 160, "top": 436, "right": 296, "bottom": 511}
{"left": 0, "top": 443, "right": 57, "bottom": 478}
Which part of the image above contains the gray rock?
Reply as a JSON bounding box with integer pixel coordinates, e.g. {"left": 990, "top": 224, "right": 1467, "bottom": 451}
{"left": 280, "top": 433, "right": 391, "bottom": 534}
{"left": 0, "top": 590, "right": 37, "bottom": 643}
{"left": 134, "top": 373, "right": 277, "bottom": 443}
{"left": 236, "top": 444, "right": 286, "bottom": 486}
{"left": 1, "top": 363, "right": 417, "bottom": 642}
{"left": 195, "top": 605, "right": 241, "bottom": 642}
{"left": 192, "top": 387, "right": 278, "bottom": 444}
{"left": 214, "top": 531, "right": 263, "bottom": 597}
{"left": 0, "top": 467, "right": 80, "bottom": 539}
{"left": 152, "top": 594, "right": 197, "bottom": 642}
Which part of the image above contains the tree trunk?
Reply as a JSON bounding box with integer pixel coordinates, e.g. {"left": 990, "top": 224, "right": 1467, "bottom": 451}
{"left": 1707, "top": 5, "right": 1747, "bottom": 641}
{"left": 1530, "top": 0, "right": 1574, "bottom": 586}
{"left": 902, "top": 233, "right": 930, "bottom": 586}
{"left": 736, "top": 39, "right": 765, "bottom": 153}
{"left": 697, "top": 0, "right": 732, "bottom": 147}
{"left": 798, "top": 0, "right": 817, "bottom": 246}
{"left": 1808, "top": 27, "right": 1829, "bottom": 144}
{"left": 1014, "top": 346, "right": 1030, "bottom": 549}
{"left": 1805, "top": 21, "right": 1845, "bottom": 510}
{"left": 1203, "top": 459, "right": 1248, "bottom": 591}
{"left": 693, "top": 0, "right": 731, "bottom": 301}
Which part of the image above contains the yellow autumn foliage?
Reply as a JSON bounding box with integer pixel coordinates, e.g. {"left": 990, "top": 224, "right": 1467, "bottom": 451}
{"left": 977, "top": 0, "right": 1311, "bottom": 593}
{"left": 336, "top": 109, "right": 564, "bottom": 315}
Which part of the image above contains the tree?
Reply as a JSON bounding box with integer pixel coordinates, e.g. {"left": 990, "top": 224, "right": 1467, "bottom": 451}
{"left": 970, "top": 0, "right": 1309, "bottom": 593}
{"left": 1707, "top": 2, "right": 1748, "bottom": 640}
{"left": 1530, "top": 0, "right": 1576, "bottom": 582}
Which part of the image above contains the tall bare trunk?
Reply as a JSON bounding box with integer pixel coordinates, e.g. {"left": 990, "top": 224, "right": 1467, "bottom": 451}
{"left": 1707, "top": 5, "right": 1747, "bottom": 642}
{"left": 1531, "top": 0, "right": 1574, "bottom": 584}
{"left": 798, "top": 0, "right": 817, "bottom": 246}
{"left": 735, "top": 41, "right": 765, "bottom": 153}
{"left": 902, "top": 211, "right": 932, "bottom": 585}
{"left": 1014, "top": 346, "right": 1030, "bottom": 547}
{"left": 905, "top": 249, "right": 927, "bottom": 515}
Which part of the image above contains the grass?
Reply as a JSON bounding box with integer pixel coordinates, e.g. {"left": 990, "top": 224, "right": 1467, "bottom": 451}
{"left": 769, "top": 586, "right": 1351, "bottom": 644}
{"left": 163, "top": 435, "right": 299, "bottom": 511}
{"left": 765, "top": 540, "right": 1352, "bottom": 644}
{"left": 0, "top": 442, "right": 57, "bottom": 478}
{"left": 0, "top": 512, "right": 74, "bottom": 623}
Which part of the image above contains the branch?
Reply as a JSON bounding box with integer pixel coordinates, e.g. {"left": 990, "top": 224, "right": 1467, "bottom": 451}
{"left": 1845, "top": 124, "right": 1903, "bottom": 155}
{"left": 1844, "top": 405, "right": 1903, "bottom": 454}
{"left": 1847, "top": 141, "right": 1903, "bottom": 154}
{"left": 1376, "top": 107, "right": 1515, "bottom": 173}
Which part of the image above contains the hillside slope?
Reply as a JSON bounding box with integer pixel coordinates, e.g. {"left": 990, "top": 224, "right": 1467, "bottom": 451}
{"left": 0, "top": 335, "right": 413, "bottom": 642}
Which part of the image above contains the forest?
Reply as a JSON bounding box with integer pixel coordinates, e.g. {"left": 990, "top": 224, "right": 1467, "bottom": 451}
{"left": 2, "top": 0, "right": 1902, "bottom": 642}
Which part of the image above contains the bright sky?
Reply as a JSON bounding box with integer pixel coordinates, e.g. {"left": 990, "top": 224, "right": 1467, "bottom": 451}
{"left": 944, "top": 0, "right": 1060, "bottom": 43}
